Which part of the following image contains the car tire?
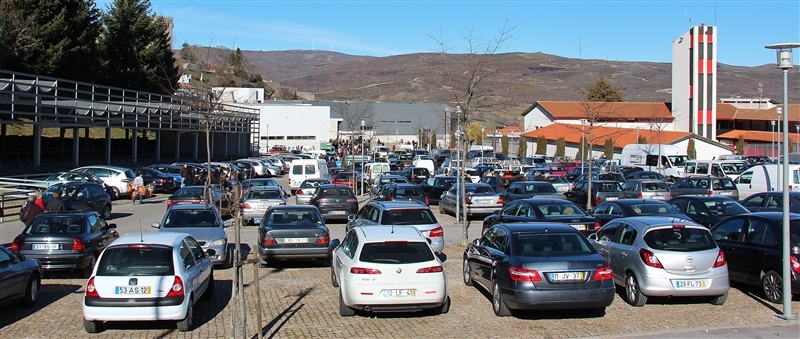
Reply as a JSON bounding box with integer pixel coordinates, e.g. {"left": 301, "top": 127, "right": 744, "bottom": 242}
{"left": 588, "top": 307, "right": 606, "bottom": 316}
{"left": 102, "top": 205, "right": 112, "bottom": 220}
{"left": 492, "top": 280, "right": 511, "bottom": 317}
{"left": 762, "top": 270, "right": 783, "bottom": 303}
{"left": 177, "top": 298, "right": 194, "bottom": 332}
{"left": 110, "top": 187, "right": 120, "bottom": 200}
{"left": 82, "top": 255, "right": 97, "bottom": 278}
{"left": 331, "top": 267, "right": 339, "bottom": 288}
{"left": 19, "top": 274, "right": 39, "bottom": 307}
{"left": 437, "top": 296, "right": 451, "bottom": 315}
{"left": 201, "top": 271, "right": 215, "bottom": 300}
{"left": 339, "top": 290, "right": 355, "bottom": 317}
{"left": 462, "top": 257, "right": 473, "bottom": 286}
{"left": 83, "top": 319, "right": 102, "bottom": 333}
{"left": 709, "top": 291, "right": 728, "bottom": 305}
{"left": 624, "top": 273, "right": 647, "bottom": 307}
{"left": 438, "top": 203, "right": 445, "bottom": 215}
{"left": 223, "top": 247, "right": 235, "bottom": 269}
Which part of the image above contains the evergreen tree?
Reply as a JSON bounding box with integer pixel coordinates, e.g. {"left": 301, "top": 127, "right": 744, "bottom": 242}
{"left": 604, "top": 138, "right": 614, "bottom": 159}
{"left": 556, "top": 137, "right": 566, "bottom": 158}
{"left": 430, "top": 132, "right": 437, "bottom": 149}
{"left": 587, "top": 76, "right": 625, "bottom": 102}
{"left": 736, "top": 135, "right": 745, "bottom": 155}
{"left": 576, "top": 136, "right": 589, "bottom": 160}
{"left": 687, "top": 138, "right": 697, "bottom": 159}
{"left": 99, "top": 0, "right": 178, "bottom": 94}
{"left": 501, "top": 135, "right": 509, "bottom": 157}
{"left": 518, "top": 138, "right": 528, "bottom": 159}
{"left": 637, "top": 135, "right": 647, "bottom": 144}
{"left": 536, "top": 135, "right": 547, "bottom": 155}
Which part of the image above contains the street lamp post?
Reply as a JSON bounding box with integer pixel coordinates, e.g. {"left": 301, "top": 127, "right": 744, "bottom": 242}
{"left": 581, "top": 120, "right": 586, "bottom": 161}
{"left": 795, "top": 125, "right": 799, "bottom": 152}
{"left": 360, "top": 120, "right": 365, "bottom": 196}
{"left": 772, "top": 120, "right": 776, "bottom": 160}
{"left": 765, "top": 42, "right": 800, "bottom": 320}
{"left": 777, "top": 107, "right": 783, "bottom": 189}
{"left": 454, "top": 106, "right": 463, "bottom": 226}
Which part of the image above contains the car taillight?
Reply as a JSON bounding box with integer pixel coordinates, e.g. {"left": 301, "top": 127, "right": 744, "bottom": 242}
{"left": 262, "top": 235, "right": 277, "bottom": 246}
{"left": 167, "top": 200, "right": 174, "bottom": 208}
{"left": 638, "top": 192, "right": 643, "bottom": 198}
{"left": 593, "top": 265, "right": 613, "bottom": 281}
{"left": 429, "top": 226, "right": 444, "bottom": 237}
{"left": 350, "top": 267, "right": 382, "bottom": 274}
{"left": 465, "top": 197, "right": 472, "bottom": 205}
{"left": 316, "top": 234, "right": 330, "bottom": 244}
{"left": 279, "top": 202, "right": 287, "bottom": 205}
{"left": 670, "top": 191, "right": 674, "bottom": 198}
{"left": 509, "top": 266, "right": 542, "bottom": 282}
{"left": 791, "top": 255, "right": 800, "bottom": 274}
{"left": 166, "top": 276, "right": 184, "bottom": 297}
{"left": 497, "top": 196, "right": 504, "bottom": 205}
{"left": 72, "top": 238, "right": 85, "bottom": 251}
{"left": 347, "top": 198, "right": 358, "bottom": 203}
{"left": 594, "top": 221, "right": 601, "bottom": 231}
{"left": 714, "top": 250, "right": 727, "bottom": 268}
{"left": 390, "top": 196, "right": 395, "bottom": 201}
{"left": 85, "top": 277, "right": 99, "bottom": 297}
{"left": 296, "top": 189, "right": 303, "bottom": 195}
{"left": 595, "top": 196, "right": 601, "bottom": 204}
{"left": 639, "top": 249, "right": 663, "bottom": 268}
{"left": 160, "top": 179, "right": 166, "bottom": 184}
{"left": 416, "top": 266, "right": 443, "bottom": 273}
{"left": 288, "top": 178, "right": 291, "bottom": 185}
{"left": 425, "top": 196, "right": 429, "bottom": 205}
{"left": 707, "top": 190, "right": 713, "bottom": 196}
{"left": 11, "top": 238, "right": 19, "bottom": 252}
{"left": 242, "top": 203, "right": 251, "bottom": 209}
{"left": 316, "top": 198, "right": 330, "bottom": 203}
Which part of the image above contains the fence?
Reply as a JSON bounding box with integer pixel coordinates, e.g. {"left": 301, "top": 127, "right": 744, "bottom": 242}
{"left": 0, "top": 174, "right": 51, "bottom": 223}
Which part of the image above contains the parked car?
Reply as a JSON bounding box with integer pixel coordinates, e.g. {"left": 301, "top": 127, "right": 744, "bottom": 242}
{"left": 574, "top": 172, "right": 626, "bottom": 184}
{"left": 42, "top": 171, "right": 117, "bottom": 197}
{"left": 0, "top": 245, "right": 42, "bottom": 308}
{"left": 241, "top": 178, "right": 289, "bottom": 196}
{"left": 439, "top": 183, "right": 503, "bottom": 218}
{"left": 147, "top": 164, "right": 184, "bottom": 187}
{"left": 626, "top": 171, "right": 669, "bottom": 182}
{"left": 241, "top": 187, "right": 288, "bottom": 225}
{"left": 72, "top": 165, "right": 135, "bottom": 200}
{"left": 346, "top": 201, "right": 444, "bottom": 253}
{"left": 257, "top": 205, "right": 332, "bottom": 267}
{"left": 41, "top": 182, "right": 113, "bottom": 219}
{"left": 310, "top": 184, "right": 360, "bottom": 221}
{"left": 368, "top": 174, "right": 410, "bottom": 197}
{"left": 671, "top": 176, "right": 739, "bottom": 200}
{"left": 134, "top": 167, "right": 177, "bottom": 193}
{"left": 373, "top": 183, "right": 429, "bottom": 205}
{"left": 332, "top": 171, "right": 364, "bottom": 193}
{"left": 499, "top": 181, "right": 566, "bottom": 204}
{"left": 565, "top": 180, "right": 624, "bottom": 208}
{"left": 11, "top": 210, "right": 119, "bottom": 277}
{"left": 166, "top": 186, "right": 233, "bottom": 217}
{"left": 709, "top": 212, "right": 800, "bottom": 303}
{"left": 667, "top": 196, "right": 750, "bottom": 227}
{"left": 464, "top": 223, "right": 615, "bottom": 316}
{"left": 612, "top": 165, "right": 644, "bottom": 178}
{"left": 565, "top": 166, "right": 599, "bottom": 182}
{"left": 420, "top": 176, "right": 457, "bottom": 205}
{"left": 331, "top": 225, "right": 449, "bottom": 316}
{"left": 483, "top": 198, "right": 598, "bottom": 234}
{"left": 152, "top": 204, "right": 233, "bottom": 268}
{"left": 82, "top": 232, "right": 215, "bottom": 333}
{"left": 591, "top": 199, "right": 689, "bottom": 226}
{"left": 739, "top": 191, "right": 800, "bottom": 213}
{"left": 540, "top": 175, "right": 571, "bottom": 193}
{"left": 620, "top": 179, "right": 672, "bottom": 201}
{"left": 402, "top": 166, "right": 431, "bottom": 184}
{"left": 589, "top": 217, "right": 729, "bottom": 306}
{"left": 295, "top": 178, "right": 332, "bottom": 204}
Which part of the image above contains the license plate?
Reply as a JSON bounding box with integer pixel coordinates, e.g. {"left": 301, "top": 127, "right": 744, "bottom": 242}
{"left": 550, "top": 272, "right": 584, "bottom": 281}
{"left": 32, "top": 243, "right": 60, "bottom": 250}
{"left": 651, "top": 196, "right": 665, "bottom": 200}
{"left": 330, "top": 211, "right": 346, "bottom": 215}
{"left": 719, "top": 191, "right": 732, "bottom": 196}
{"left": 283, "top": 238, "right": 307, "bottom": 243}
{"left": 569, "top": 224, "right": 587, "bottom": 231}
{"left": 254, "top": 219, "right": 262, "bottom": 225}
{"left": 673, "top": 279, "right": 707, "bottom": 289}
{"left": 115, "top": 286, "right": 151, "bottom": 294}
{"left": 382, "top": 289, "right": 416, "bottom": 297}
{"left": 605, "top": 197, "right": 618, "bottom": 201}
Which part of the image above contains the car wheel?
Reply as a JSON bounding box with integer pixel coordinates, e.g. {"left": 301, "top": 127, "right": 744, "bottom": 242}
{"left": 201, "top": 271, "right": 215, "bottom": 300}
{"left": 437, "top": 296, "right": 451, "bottom": 315}
{"left": 492, "top": 280, "right": 511, "bottom": 317}
{"left": 331, "top": 267, "right": 339, "bottom": 288}
{"left": 82, "top": 255, "right": 97, "bottom": 278}
{"left": 102, "top": 205, "right": 112, "bottom": 220}
{"left": 624, "top": 273, "right": 647, "bottom": 307}
{"left": 176, "top": 298, "right": 194, "bottom": 331}
{"left": 83, "top": 319, "right": 102, "bottom": 333}
{"left": 762, "top": 270, "right": 783, "bottom": 303}
{"left": 462, "top": 257, "right": 473, "bottom": 286}
{"left": 223, "top": 247, "right": 235, "bottom": 269}
{"left": 438, "top": 203, "right": 445, "bottom": 214}
{"left": 19, "top": 274, "right": 39, "bottom": 306}
{"left": 110, "top": 187, "right": 120, "bottom": 200}
{"left": 146, "top": 182, "right": 156, "bottom": 193}
{"left": 339, "top": 290, "right": 355, "bottom": 316}
{"left": 709, "top": 291, "right": 728, "bottom": 305}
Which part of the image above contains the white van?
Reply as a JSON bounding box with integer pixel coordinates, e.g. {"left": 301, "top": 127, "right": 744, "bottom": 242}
{"left": 364, "top": 162, "right": 390, "bottom": 182}
{"left": 734, "top": 164, "right": 800, "bottom": 200}
{"left": 288, "top": 159, "right": 330, "bottom": 192}
{"left": 684, "top": 160, "right": 749, "bottom": 180}
{"left": 413, "top": 159, "right": 435, "bottom": 174}
{"left": 620, "top": 144, "right": 690, "bottom": 181}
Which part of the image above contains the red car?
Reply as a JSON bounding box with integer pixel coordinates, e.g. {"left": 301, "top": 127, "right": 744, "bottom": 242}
{"left": 331, "top": 171, "right": 361, "bottom": 192}
{"left": 547, "top": 165, "right": 568, "bottom": 176}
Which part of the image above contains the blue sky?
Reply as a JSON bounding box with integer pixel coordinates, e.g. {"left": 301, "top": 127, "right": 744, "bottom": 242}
{"left": 131, "top": 0, "right": 799, "bottom": 67}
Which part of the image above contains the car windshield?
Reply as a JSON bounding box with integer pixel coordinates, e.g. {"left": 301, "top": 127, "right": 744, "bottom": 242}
{"left": 513, "top": 232, "right": 594, "bottom": 256}
{"left": 720, "top": 163, "right": 748, "bottom": 174}
{"left": 318, "top": 187, "right": 354, "bottom": 197}
{"left": 703, "top": 200, "right": 750, "bottom": 216}
{"left": 629, "top": 203, "right": 679, "bottom": 215}
{"left": 669, "top": 156, "right": 690, "bottom": 167}
{"left": 537, "top": 203, "right": 587, "bottom": 216}
{"left": 359, "top": 241, "right": 435, "bottom": 264}
{"left": 247, "top": 189, "right": 282, "bottom": 200}
{"left": 162, "top": 210, "right": 219, "bottom": 227}
{"left": 643, "top": 227, "right": 717, "bottom": 252}
{"left": 525, "top": 183, "right": 557, "bottom": 194}
{"left": 266, "top": 209, "right": 321, "bottom": 227}
{"left": 462, "top": 185, "right": 496, "bottom": 195}
{"left": 42, "top": 184, "right": 82, "bottom": 199}
{"left": 380, "top": 209, "right": 437, "bottom": 225}
{"left": 636, "top": 172, "right": 666, "bottom": 180}
{"left": 335, "top": 173, "right": 354, "bottom": 180}
{"left": 24, "top": 216, "right": 85, "bottom": 235}
{"left": 96, "top": 246, "right": 175, "bottom": 276}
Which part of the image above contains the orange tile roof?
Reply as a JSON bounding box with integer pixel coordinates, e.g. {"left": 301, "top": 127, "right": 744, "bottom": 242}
{"left": 497, "top": 125, "right": 523, "bottom": 134}
{"left": 716, "top": 103, "right": 738, "bottom": 120}
{"left": 521, "top": 123, "right": 691, "bottom": 149}
{"left": 717, "top": 129, "right": 800, "bottom": 144}
{"left": 713, "top": 103, "right": 800, "bottom": 122}
{"left": 523, "top": 101, "right": 674, "bottom": 121}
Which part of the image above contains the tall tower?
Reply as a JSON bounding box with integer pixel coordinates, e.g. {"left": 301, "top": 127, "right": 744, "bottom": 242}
{"left": 671, "top": 25, "right": 718, "bottom": 139}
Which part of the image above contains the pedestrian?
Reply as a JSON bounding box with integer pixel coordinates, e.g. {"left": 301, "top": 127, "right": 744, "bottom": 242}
{"left": 494, "top": 170, "right": 506, "bottom": 193}
{"left": 46, "top": 190, "right": 65, "bottom": 212}
{"left": 132, "top": 172, "right": 144, "bottom": 204}
{"left": 180, "top": 164, "right": 191, "bottom": 187}
{"left": 22, "top": 195, "right": 44, "bottom": 226}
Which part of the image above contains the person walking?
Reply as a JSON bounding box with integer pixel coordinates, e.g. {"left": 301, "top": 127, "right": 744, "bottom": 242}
{"left": 22, "top": 195, "right": 44, "bottom": 226}
{"left": 180, "top": 164, "right": 191, "bottom": 187}
{"left": 46, "top": 190, "right": 65, "bottom": 212}
{"left": 132, "top": 173, "right": 144, "bottom": 204}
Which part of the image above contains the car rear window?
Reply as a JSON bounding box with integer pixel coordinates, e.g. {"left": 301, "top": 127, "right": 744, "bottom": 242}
{"left": 96, "top": 246, "right": 174, "bottom": 276}
{"left": 163, "top": 210, "right": 219, "bottom": 227}
{"left": 642, "top": 182, "right": 670, "bottom": 192}
{"left": 395, "top": 187, "right": 425, "bottom": 198}
{"left": 413, "top": 168, "right": 430, "bottom": 175}
{"left": 25, "top": 216, "right": 85, "bottom": 235}
{"left": 537, "top": 203, "right": 587, "bottom": 216}
{"left": 247, "top": 189, "right": 282, "bottom": 199}
{"left": 466, "top": 185, "right": 496, "bottom": 195}
{"left": 597, "top": 183, "right": 622, "bottom": 192}
{"left": 643, "top": 227, "right": 717, "bottom": 252}
{"left": 335, "top": 173, "right": 354, "bottom": 180}
{"left": 380, "top": 209, "right": 437, "bottom": 225}
{"left": 703, "top": 200, "right": 749, "bottom": 215}
{"left": 630, "top": 203, "right": 679, "bottom": 215}
{"left": 318, "top": 187, "right": 354, "bottom": 197}
{"left": 266, "top": 209, "right": 321, "bottom": 227}
{"left": 172, "top": 187, "right": 204, "bottom": 197}
{"left": 513, "top": 232, "right": 594, "bottom": 256}
{"left": 359, "top": 241, "right": 435, "bottom": 263}
{"left": 292, "top": 165, "right": 302, "bottom": 175}
{"left": 712, "top": 179, "right": 736, "bottom": 190}
{"left": 526, "top": 183, "right": 557, "bottom": 193}
{"left": 300, "top": 180, "right": 328, "bottom": 188}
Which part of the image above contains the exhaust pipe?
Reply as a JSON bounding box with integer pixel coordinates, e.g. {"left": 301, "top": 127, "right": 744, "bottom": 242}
{"left": 363, "top": 306, "right": 371, "bottom": 312}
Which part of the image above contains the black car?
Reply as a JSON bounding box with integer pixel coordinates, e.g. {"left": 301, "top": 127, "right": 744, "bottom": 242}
{"left": 498, "top": 181, "right": 566, "bottom": 204}
{"left": 625, "top": 171, "right": 668, "bottom": 181}
{"left": 402, "top": 166, "right": 431, "bottom": 184}
{"left": 483, "top": 198, "right": 598, "bottom": 234}
{"left": 739, "top": 191, "right": 800, "bottom": 213}
{"left": 309, "top": 184, "right": 359, "bottom": 221}
{"left": 420, "top": 176, "right": 457, "bottom": 205}
{"left": 41, "top": 182, "right": 113, "bottom": 219}
{"left": 565, "top": 180, "right": 624, "bottom": 208}
{"left": 612, "top": 165, "right": 644, "bottom": 178}
{"left": 710, "top": 212, "right": 800, "bottom": 303}
{"left": 667, "top": 196, "right": 750, "bottom": 227}
{"left": 166, "top": 186, "right": 233, "bottom": 217}
{"left": 257, "top": 205, "right": 332, "bottom": 267}
{"left": 565, "top": 166, "right": 599, "bottom": 182}
{"left": 463, "top": 223, "right": 615, "bottom": 316}
{"left": 134, "top": 167, "right": 177, "bottom": 192}
{"left": 373, "top": 183, "right": 428, "bottom": 205}
{"left": 0, "top": 246, "right": 42, "bottom": 308}
{"left": 11, "top": 211, "right": 118, "bottom": 277}
{"left": 590, "top": 199, "right": 690, "bottom": 226}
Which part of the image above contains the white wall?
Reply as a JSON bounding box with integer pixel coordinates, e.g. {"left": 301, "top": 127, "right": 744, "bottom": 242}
{"left": 523, "top": 106, "right": 554, "bottom": 131}
{"left": 672, "top": 138, "right": 732, "bottom": 161}
{"left": 671, "top": 30, "right": 691, "bottom": 133}
{"left": 246, "top": 103, "right": 331, "bottom": 151}
{"left": 212, "top": 87, "right": 264, "bottom": 104}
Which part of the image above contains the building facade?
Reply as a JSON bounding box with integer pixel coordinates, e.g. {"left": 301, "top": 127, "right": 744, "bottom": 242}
{"left": 672, "top": 24, "right": 718, "bottom": 139}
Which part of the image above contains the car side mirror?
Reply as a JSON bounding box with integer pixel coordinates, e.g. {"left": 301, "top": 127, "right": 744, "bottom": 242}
{"left": 151, "top": 222, "right": 160, "bottom": 228}
{"left": 588, "top": 233, "right": 598, "bottom": 241}
{"left": 472, "top": 238, "right": 480, "bottom": 246}
{"left": 108, "top": 223, "right": 117, "bottom": 229}
{"left": 223, "top": 221, "right": 233, "bottom": 228}
{"left": 347, "top": 214, "right": 356, "bottom": 221}
{"left": 330, "top": 238, "right": 341, "bottom": 249}
{"left": 205, "top": 249, "right": 216, "bottom": 256}
{"left": 15, "top": 254, "right": 25, "bottom": 261}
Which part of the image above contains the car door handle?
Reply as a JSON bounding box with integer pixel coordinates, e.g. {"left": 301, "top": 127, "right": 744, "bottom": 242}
{"left": 620, "top": 253, "right": 627, "bottom": 257}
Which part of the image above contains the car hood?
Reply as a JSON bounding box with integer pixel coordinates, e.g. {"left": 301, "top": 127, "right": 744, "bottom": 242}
{"left": 160, "top": 227, "right": 225, "bottom": 243}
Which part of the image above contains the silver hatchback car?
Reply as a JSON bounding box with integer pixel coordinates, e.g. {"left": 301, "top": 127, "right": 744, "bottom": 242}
{"left": 295, "top": 178, "right": 332, "bottom": 204}
{"left": 588, "top": 217, "right": 729, "bottom": 306}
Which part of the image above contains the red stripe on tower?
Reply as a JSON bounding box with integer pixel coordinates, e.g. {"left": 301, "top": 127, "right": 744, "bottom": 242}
{"left": 697, "top": 30, "right": 704, "bottom": 42}
{"left": 707, "top": 59, "right": 713, "bottom": 73}
{"left": 689, "top": 85, "right": 693, "bottom": 98}
{"left": 698, "top": 59, "right": 704, "bottom": 74}
{"left": 707, "top": 110, "right": 713, "bottom": 124}
{"left": 698, "top": 109, "right": 705, "bottom": 124}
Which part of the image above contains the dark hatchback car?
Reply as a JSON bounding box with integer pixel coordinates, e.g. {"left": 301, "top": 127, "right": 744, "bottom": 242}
{"left": 499, "top": 181, "right": 566, "bottom": 204}
{"left": 11, "top": 211, "right": 118, "bottom": 277}
{"left": 463, "top": 223, "right": 615, "bottom": 317}
{"left": 402, "top": 166, "right": 431, "bottom": 184}
{"left": 257, "top": 205, "right": 332, "bottom": 267}
{"left": 41, "top": 182, "right": 113, "bottom": 219}
{"left": 483, "top": 198, "right": 598, "bottom": 234}
{"left": 0, "top": 245, "right": 42, "bottom": 308}
{"left": 420, "top": 176, "right": 457, "bottom": 205}
{"left": 709, "top": 212, "right": 800, "bottom": 303}
{"left": 133, "top": 167, "right": 177, "bottom": 192}
{"left": 373, "top": 183, "right": 429, "bottom": 205}
{"left": 739, "top": 191, "right": 800, "bottom": 213}
{"left": 565, "top": 180, "right": 624, "bottom": 208}
{"left": 667, "top": 196, "right": 750, "bottom": 227}
{"left": 166, "top": 185, "right": 232, "bottom": 217}
{"left": 310, "top": 184, "right": 359, "bottom": 221}
{"left": 590, "top": 199, "right": 690, "bottom": 227}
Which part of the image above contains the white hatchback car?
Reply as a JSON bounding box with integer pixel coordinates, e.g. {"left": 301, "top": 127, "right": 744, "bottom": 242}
{"left": 331, "top": 225, "right": 449, "bottom": 316}
{"left": 82, "top": 232, "right": 215, "bottom": 333}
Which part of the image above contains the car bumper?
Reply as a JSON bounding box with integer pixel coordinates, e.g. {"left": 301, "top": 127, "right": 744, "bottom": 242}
{"left": 637, "top": 269, "right": 730, "bottom": 297}
{"left": 295, "top": 196, "right": 313, "bottom": 205}
{"left": 203, "top": 244, "right": 228, "bottom": 264}
{"left": 466, "top": 205, "right": 502, "bottom": 216}
{"left": 259, "top": 246, "right": 330, "bottom": 261}
{"left": 243, "top": 210, "right": 267, "bottom": 222}
{"left": 318, "top": 206, "right": 359, "bottom": 220}
{"left": 501, "top": 283, "right": 616, "bottom": 310}
{"left": 22, "top": 252, "right": 92, "bottom": 271}
{"left": 83, "top": 296, "right": 188, "bottom": 321}
{"left": 342, "top": 279, "right": 447, "bottom": 312}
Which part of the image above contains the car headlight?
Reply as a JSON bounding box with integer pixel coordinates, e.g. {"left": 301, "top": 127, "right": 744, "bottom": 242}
{"left": 208, "top": 238, "right": 226, "bottom": 246}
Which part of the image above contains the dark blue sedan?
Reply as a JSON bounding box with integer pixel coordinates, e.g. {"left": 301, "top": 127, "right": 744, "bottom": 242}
{"left": 0, "top": 245, "right": 43, "bottom": 308}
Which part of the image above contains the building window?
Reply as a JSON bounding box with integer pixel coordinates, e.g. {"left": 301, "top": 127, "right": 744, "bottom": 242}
{"left": 286, "top": 136, "right": 316, "bottom": 140}
{"left": 698, "top": 42, "right": 705, "bottom": 59}
{"left": 697, "top": 76, "right": 705, "bottom": 112}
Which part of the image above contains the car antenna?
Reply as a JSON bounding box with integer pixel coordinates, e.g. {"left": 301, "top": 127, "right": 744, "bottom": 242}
{"left": 139, "top": 219, "right": 144, "bottom": 242}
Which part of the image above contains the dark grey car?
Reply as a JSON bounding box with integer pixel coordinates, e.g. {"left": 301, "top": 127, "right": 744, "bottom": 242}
{"left": 672, "top": 176, "right": 739, "bottom": 201}
{"left": 257, "top": 205, "right": 332, "bottom": 267}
